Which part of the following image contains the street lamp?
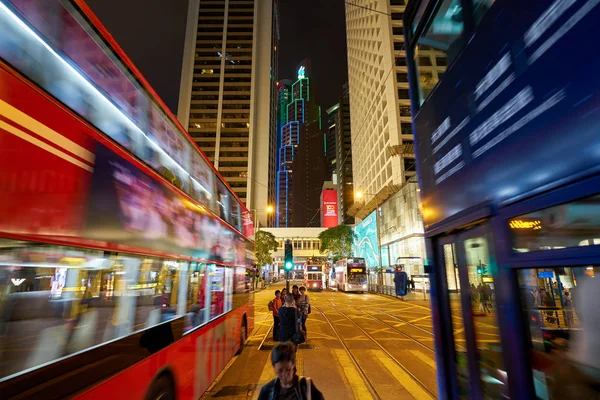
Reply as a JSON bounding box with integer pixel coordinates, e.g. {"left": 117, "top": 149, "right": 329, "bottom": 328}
{"left": 251, "top": 205, "right": 275, "bottom": 232}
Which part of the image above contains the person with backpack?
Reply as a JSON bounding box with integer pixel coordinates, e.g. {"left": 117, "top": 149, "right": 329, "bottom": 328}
{"left": 258, "top": 341, "right": 324, "bottom": 400}
{"left": 278, "top": 294, "right": 304, "bottom": 345}
{"left": 268, "top": 290, "right": 283, "bottom": 341}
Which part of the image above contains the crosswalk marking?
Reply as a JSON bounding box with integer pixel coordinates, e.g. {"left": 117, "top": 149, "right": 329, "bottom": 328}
{"left": 371, "top": 350, "right": 435, "bottom": 400}
{"left": 333, "top": 349, "right": 375, "bottom": 400}
{"left": 409, "top": 350, "right": 437, "bottom": 369}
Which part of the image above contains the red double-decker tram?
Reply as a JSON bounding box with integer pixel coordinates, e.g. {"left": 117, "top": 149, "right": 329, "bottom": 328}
{"left": 0, "top": 1, "right": 255, "bottom": 399}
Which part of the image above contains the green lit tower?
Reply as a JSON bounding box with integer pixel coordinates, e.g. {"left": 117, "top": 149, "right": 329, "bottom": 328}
{"left": 276, "top": 59, "right": 327, "bottom": 227}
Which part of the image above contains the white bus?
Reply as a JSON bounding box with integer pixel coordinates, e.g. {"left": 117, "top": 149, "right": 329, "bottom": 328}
{"left": 335, "top": 258, "right": 368, "bottom": 292}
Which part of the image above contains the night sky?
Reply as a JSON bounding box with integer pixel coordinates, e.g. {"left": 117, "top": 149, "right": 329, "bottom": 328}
{"left": 86, "top": 0, "right": 348, "bottom": 114}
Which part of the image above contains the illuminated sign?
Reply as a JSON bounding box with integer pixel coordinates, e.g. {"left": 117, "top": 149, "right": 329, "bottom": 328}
{"left": 482, "top": 276, "right": 495, "bottom": 283}
{"left": 321, "top": 189, "right": 339, "bottom": 228}
{"left": 509, "top": 219, "right": 541, "bottom": 230}
{"left": 538, "top": 271, "right": 554, "bottom": 279}
{"left": 298, "top": 66, "right": 305, "bottom": 79}
{"left": 308, "top": 266, "right": 320, "bottom": 271}
{"left": 350, "top": 268, "right": 365, "bottom": 273}
{"left": 11, "top": 278, "right": 25, "bottom": 286}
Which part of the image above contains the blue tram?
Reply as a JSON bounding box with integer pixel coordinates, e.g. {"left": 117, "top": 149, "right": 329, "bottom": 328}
{"left": 404, "top": 0, "right": 600, "bottom": 399}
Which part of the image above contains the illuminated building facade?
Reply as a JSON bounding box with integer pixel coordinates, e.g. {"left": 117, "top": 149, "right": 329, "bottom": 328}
{"left": 276, "top": 60, "right": 327, "bottom": 227}
{"left": 177, "top": 0, "right": 278, "bottom": 227}
{"left": 345, "top": 0, "right": 417, "bottom": 215}
{"left": 345, "top": 1, "right": 426, "bottom": 270}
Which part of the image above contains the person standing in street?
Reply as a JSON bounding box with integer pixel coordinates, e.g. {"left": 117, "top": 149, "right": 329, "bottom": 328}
{"left": 278, "top": 294, "right": 303, "bottom": 344}
{"left": 269, "top": 290, "right": 283, "bottom": 341}
{"left": 297, "top": 286, "right": 310, "bottom": 338}
{"left": 291, "top": 285, "right": 300, "bottom": 303}
{"left": 258, "top": 342, "right": 324, "bottom": 400}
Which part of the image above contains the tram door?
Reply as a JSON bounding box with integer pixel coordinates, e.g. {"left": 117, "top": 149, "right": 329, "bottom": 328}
{"left": 437, "top": 225, "right": 506, "bottom": 399}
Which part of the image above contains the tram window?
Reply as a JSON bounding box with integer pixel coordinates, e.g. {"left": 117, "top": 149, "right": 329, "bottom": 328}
{"left": 517, "top": 266, "right": 600, "bottom": 399}
{"left": 412, "top": 0, "right": 464, "bottom": 105}
{"left": 509, "top": 193, "right": 600, "bottom": 253}
{"left": 463, "top": 236, "right": 506, "bottom": 397}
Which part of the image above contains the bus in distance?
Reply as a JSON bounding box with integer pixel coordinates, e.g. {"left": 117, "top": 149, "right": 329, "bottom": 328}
{"left": 335, "top": 258, "right": 368, "bottom": 292}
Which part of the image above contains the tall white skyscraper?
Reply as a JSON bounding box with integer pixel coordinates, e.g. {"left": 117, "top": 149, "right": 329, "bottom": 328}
{"left": 345, "top": 0, "right": 416, "bottom": 218}
{"left": 178, "top": 0, "right": 278, "bottom": 227}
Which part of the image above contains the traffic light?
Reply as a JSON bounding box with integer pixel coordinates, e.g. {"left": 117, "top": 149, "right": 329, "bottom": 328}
{"left": 477, "top": 265, "right": 488, "bottom": 275}
{"left": 284, "top": 240, "right": 293, "bottom": 271}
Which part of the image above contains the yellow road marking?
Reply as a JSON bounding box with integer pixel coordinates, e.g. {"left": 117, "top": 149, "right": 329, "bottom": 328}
{"left": 257, "top": 357, "right": 274, "bottom": 384}
{"left": 409, "top": 350, "right": 437, "bottom": 369}
{"left": 296, "top": 348, "right": 304, "bottom": 376}
{"left": 409, "top": 315, "right": 433, "bottom": 323}
{"left": 251, "top": 357, "right": 275, "bottom": 400}
{"left": 371, "top": 350, "right": 435, "bottom": 400}
{"left": 333, "top": 349, "right": 375, "bottom": 400}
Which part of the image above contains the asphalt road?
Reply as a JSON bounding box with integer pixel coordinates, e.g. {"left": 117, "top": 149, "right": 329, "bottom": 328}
{"left": 199, "top": 281, "right": 463, "bottom": 400}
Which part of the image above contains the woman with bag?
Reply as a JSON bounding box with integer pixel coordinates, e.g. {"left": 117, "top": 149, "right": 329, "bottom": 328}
{"left": 278, "top": 294, "right": 305, "bottom": 345}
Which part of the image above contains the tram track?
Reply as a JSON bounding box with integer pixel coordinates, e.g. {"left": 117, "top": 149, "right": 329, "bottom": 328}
{"left": 312, "top": 305, "right": 382, "bottom": 400}
{"left": 358, "top": 308, "right": 435, "bottom": 353}
{"left": 316, "top": 302, "right": 437, "bottom": 399}
{"left": 363, "top": 306, "right": 467, "bottom": 352}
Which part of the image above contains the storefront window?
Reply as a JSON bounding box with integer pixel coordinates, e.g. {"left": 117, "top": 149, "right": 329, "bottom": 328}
{"left": 464, "top": 236, "right": 506, "bottom": 397}
{"left": 518, "top": 266, "right": 599, "bottom": 399}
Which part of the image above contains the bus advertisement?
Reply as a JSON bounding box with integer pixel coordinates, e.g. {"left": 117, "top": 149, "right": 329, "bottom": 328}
{"left": 335, "top": 258, "right": 368, "bottom": 293}
{"left": 0, "top": 1, "right": 254, "bottom": 399}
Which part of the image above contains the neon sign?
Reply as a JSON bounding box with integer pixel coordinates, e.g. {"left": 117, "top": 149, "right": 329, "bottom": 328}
{"left": 509, "top": 219, "right": 541, "bottom": 230}
{"left": 298, "top": 66, "right": 305, "bottom": 79}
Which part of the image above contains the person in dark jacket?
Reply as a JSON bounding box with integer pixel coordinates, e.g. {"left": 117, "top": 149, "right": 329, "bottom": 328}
{"left": 278, "top": 294, "right": 302, "bottom": 343}
{"left": 258, "top": 341, "right": 324, "bottom": 400}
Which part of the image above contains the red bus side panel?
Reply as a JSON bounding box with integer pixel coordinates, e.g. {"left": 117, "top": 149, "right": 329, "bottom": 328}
{"left": 0, "top": 67, "right": 93, "bottom": 236}
{"left": 73, "top": 307, "right": 249, "bottom": 400}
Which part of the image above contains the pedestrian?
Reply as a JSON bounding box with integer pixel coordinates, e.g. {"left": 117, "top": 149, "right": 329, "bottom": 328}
{"left": 297, "top": 286, "right": 310, "bottom": 337}
{"left": 564, "top": 290, "right": 574, "bottom": 327}
{"left": 269, "top": 290, "right": 283, "bottom": 341}
{"left": 278, "top": 294, "right": 304, "bottom": 344}
{"left": 281, "top": 288, "right": 290, "bottom": 305}
{"left": 477, "top": 283, "right": 489, "bottom": 313}
{"left": 291, "top": 284, "right": 300, "bottom": 303}
{"left": 258, "top": 342, "right": 324, "bottom": 400}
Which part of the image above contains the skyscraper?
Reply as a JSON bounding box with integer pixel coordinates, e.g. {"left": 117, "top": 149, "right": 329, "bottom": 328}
{"left": 326, "top": 104, "right": 338, "bottom": 181}
{"left": 334, "top": 84, "right": 354, "bottom": 225}
{"left": 344, "top": 0, "right": 416, "bottom": 219}
{"left": 344, "top": 0, "right": 426, "bottom": 271}
{"left": 276, "top": 60, "right": 327, "bottom": 227}
{"left": 177, "top": 0, "right": 278, "bottom": 227}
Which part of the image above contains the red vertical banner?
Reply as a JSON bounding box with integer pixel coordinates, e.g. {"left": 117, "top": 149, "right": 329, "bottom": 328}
{"left": 242, "top": 210, "right": 254, "bottom": 237}
{"left": 321, "top": 189, "right": 338, "bottom": 228}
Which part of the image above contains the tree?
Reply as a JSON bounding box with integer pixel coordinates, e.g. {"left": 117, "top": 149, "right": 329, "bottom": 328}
{"left": 318, "top": 225, "right": 355, "bottom": 261}
{"left": 255, "top": 230, "right": 279, "bottom": 267}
